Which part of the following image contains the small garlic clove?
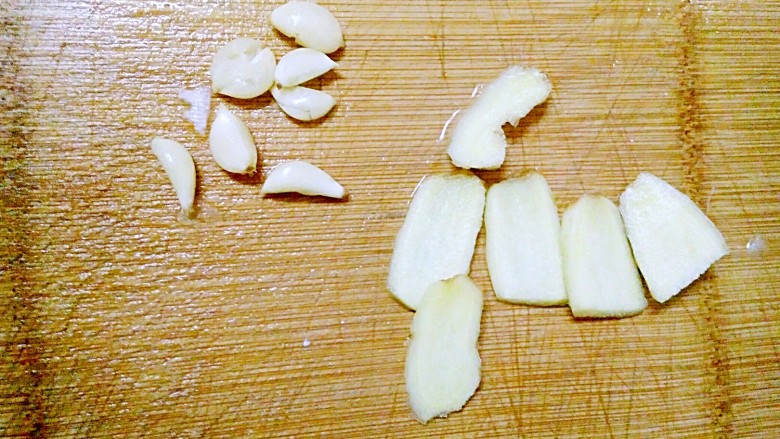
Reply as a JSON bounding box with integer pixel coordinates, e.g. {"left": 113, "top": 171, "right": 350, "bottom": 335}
{"left": 275, "top": 48, "right": 338, "bottom": 87}
{"left": 208, "top": 104, "right": 258, "bottom": 174}
{"left": 271, "top": 85, "right": 336, "bottom": 121}
{"left": 210, "top": 38, "right": 276, "bottom": 99}
{"left": 150, "top": 137, "right": 196, "bottom": 216}
{"left": 270, "top": 1, "right": 344, "bottom": 54}
{"left": 261, "top": 160, "right": 345, "bottom": 199}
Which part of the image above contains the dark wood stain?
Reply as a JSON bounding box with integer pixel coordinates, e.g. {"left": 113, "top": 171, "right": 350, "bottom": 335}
{"left": 676, "top": 2, "right": 734, "bottom": 437}
{"left": 0, "top": 4, "right": 47, "bottom": 438}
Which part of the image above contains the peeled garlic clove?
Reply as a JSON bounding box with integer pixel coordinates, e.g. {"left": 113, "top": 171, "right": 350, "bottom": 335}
{"left": 260, "top": 160, "right": 345, "bottom": 199}
{"left": 210, "top": 38, "right": 276, "bottom": 99}
{"left": 387, "top": 173, "right": 486, "bottom": 310}
{"left": 619, "top": 173, "right": 729, "bottom": 303}
{"left": 447, "top": 66, "right": 551, "bottom": 170}
{"left": 561, "top": 195, "right": 647, "bottom": 318}
{"left": 270, "top": 1, "right": 344, "bottom": 54}
{"left": 271, "top": 85, "right": 336, "bottom": 121}
{"left": 406, "top": 275, "right": 483, "bottom": 424}
{"left": 150, "top": 137, "right": 196, "bottom": 216}
{"left": 208, "top": 104, "right": 258, "bottom": 174}
{"left": 275, "top": 48, "right": 338, "bottom": 87}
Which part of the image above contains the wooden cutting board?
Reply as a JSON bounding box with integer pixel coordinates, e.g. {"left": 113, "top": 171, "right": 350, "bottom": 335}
{"left": 2, "top": 0, "right": 778, "bottom": 437}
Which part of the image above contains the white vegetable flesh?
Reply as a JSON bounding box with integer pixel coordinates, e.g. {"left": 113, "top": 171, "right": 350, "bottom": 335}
{"left": 485, "top": 173, "right": 567, "bottom": 305}
{"left": 405, "top": 275, "right": 482, "bottom": 424}
{"left": 561, "top": 195, "right": 647, "bottom": 318}
{"left": 387, "top": 173, "right": 486, "bottom": 310}
{"left": 447, "top": 66, "right": 551, "bottom": 170}
{"left": 619, "top": 173, "right": 729, "bottom": 303}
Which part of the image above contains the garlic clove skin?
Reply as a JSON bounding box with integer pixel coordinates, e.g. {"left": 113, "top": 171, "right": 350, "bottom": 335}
{"left": 270, "top": 1, "right": 344, "bottom": 54}
{"left": 271, "top": 85, "right": 336, "bottom": 121}
{"left": 210, "top": 38, "right": 276, "bottom": 99}
{"left": 150, "top": 137, "right": 196, "bottom": 216}
{"left": 275, "top": 48, "right": 338, "bottom": 87}
{"left": 260, "top": 160, "right": 345, "bottom": 199}
{"left": 208, "top": 104, "right": 258, "bottom": 174}
{"left": 178, "top": 86, "right": 211, "bottom": 134}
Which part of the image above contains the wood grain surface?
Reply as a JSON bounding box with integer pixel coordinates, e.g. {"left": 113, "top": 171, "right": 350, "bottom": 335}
{"left": 1, "top": 0, "right": 778, "bottom": 437}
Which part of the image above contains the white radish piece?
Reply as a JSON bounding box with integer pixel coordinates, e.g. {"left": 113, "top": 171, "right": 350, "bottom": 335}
{"left": 619, "top": 173, "right": 729, "bottom": 303}
{"left": 150, "top": 137, "right": 196, "bottom": 216}
{"left": 208, "top": 104, "right": 258, "bottom": 174}
{"left": 485, "top": 173, "right": 567, "bottom": 305}
{"left": 275, "top": 48, "right": 338, "bottom": 87}
{"left": 271, "top": 85, "right": 336, "bottom": 121}
{"left": 210, "top": 38, "right": 276, "bottom": 99}
{"left": 561, "top": 195, "right": 647, "bottom": 318}
{"left": 447, "top": 66, "right": 551, "bottom": 170}
{"left": 260, "top": 160, "right": 345, "bottom": 199}
{"left": 270, "top": 1, "right": 344, "bottom": 54}
{"left": 387, "top": 173, "right": 485, "bottom": 310}
{"left": 405, "top": 275, "right": 482, "bottom": 424}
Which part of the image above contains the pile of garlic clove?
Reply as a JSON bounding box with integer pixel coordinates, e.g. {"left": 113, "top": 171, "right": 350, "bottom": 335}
{"left": 210, "top": 1, "right": 343, "bottom": 122}
{"left": 152, "top": 1, "right": 347, "bottom": 218}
